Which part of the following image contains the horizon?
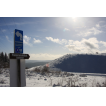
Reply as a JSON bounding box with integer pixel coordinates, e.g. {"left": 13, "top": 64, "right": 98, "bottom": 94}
{"left": 25, "top": 59, "right": 53, "bottom": 62}
{"left": 0, "top": 17, "right": 106, "bottom": 60}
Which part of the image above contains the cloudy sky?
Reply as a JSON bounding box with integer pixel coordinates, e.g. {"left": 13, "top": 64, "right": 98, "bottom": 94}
{"left": 0, "top": 17, "right": 106, "bottom": 60}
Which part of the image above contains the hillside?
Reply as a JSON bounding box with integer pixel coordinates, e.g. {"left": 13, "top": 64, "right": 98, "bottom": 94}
{"left": 48, "top": 54, "right": 106, "bottom": 74}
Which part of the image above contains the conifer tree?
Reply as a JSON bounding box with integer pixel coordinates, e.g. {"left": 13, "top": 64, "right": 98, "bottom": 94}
{"left": 7, "top": 53, "right": 9, "bottom": 63}
{"left": 0, "top": 52, "right": 1, "bottom": 62}
{"left": 0, "top": 52, "right": 4, "bottom": 68}
{"left": 3, "top": 52, "right": 5, "bottom": 62}
{"left": 0, "top": 52, "right": 10, "bottom": 68}
{"left": 4, "top": 52, "right": 8, "bottom": 62}
{"left": 0, "top": 52, "right": 5, "bottom": 62}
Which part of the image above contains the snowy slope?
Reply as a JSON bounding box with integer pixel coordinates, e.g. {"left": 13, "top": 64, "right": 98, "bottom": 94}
{"left": 48, "top": 53, "right": 106, "bottom": 74}
{"left": 0, "top": 68, "right": 106, "bottom": 87}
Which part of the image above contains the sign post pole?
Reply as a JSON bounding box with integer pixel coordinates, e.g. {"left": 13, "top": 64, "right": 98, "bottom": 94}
{"left": 10, "top": 29, "right": 30, "bottom": 87}
{"left": 17, "top": 59, "right": 21, "bottom": 87}
{"left": 14, "top": 29, "right": 23, "bottom": 87}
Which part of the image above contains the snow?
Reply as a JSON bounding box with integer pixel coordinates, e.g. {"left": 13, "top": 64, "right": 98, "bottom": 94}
{"left": 1, "top": 53, "right": 106, "bottom": 87}
{"left": 0, "top": 67, "right": 106, "bottom": 87}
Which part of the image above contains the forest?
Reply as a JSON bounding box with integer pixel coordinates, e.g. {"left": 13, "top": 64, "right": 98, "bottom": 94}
{"left": 0, "top": 52, "right": 9, "bottom": 68}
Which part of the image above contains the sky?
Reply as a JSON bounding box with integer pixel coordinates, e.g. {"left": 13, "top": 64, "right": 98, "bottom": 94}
{"left": 0, "top": 17, "right": 106, "bottom": 60}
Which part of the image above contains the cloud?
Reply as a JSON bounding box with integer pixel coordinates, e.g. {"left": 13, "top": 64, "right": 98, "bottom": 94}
{"left": 33, "top": 38, "right": 42, "bottom": 43}
{"left": 29, "top": 53, "right": 63, "bottom": 60}
{"left": 63, "top": 28, "right": 70, "bottom": 31}
{"left": 68, "top": 40, "right": 73, "bottom": 45}
{"left": 84, "top": 42, "right": 96, "bottom": 49}
{"left": 61, "top": 39, "right": 67, "bottom": 44}
{"left": 96, "top": 24, "right": 100, "bottom": 28}
{"left": 99, "top": 41, "right": 106, "bottom": 47}
{"left": 65, "top": 37, "right": 100, "bottom": 53}
{"left": 77, "top": 31, "right": 92, "bottom": 37}
{"left": 96, "top": 21, "right": 106, "bottom": 28}
{"left": 65, "top": 45, "right": 81, "bottom": 51}
{"left": 6, "top": 36, "right": 12, "bottom": 43}
{"left": 77, "top": 26, "right": 102, "bottom": 37}
{"left": 0, "top": 29, "right": 6, "bottom": 33}
{"left": 2, "top": 29, "right": 6, "bottom": 32}
{"left": 46, "top": 37, "right": 67, "bottom": 44}
{"left": 24, "top": 35, "right": 31, "bottom": 41}
{"left": 6, "top": 36, "right": 9, "bottom": 40}
{"left": 23, "top": 35, "right": 32, "bottom": 46}
{"left": 81, "top": 37, "right": 99, "bottom": 49}
{"left": 90, "top": 27, "right": 102, "bottom": 35}
{"left": 98, "top": 21, "right": 105, "bottom": 24}
{"left": 46, "top": 37, "right": 59, "bottom": 43}
{"left": 45, "top": 37, "right": 102, "bottom": 53}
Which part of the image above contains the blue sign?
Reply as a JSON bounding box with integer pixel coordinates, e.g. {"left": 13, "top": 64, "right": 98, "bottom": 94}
{"left": 14, "top": 29, "right": 23, "bottom": 53}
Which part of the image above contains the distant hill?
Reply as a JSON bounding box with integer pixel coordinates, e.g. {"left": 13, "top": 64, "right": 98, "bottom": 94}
{"left": 25, "top": 60, "right": 52, "bottom": 68}
{"left": 48, "top": 54, "right": 106, "bottom": 74}
{"left": 25, "top": 60, "right": 52, "bottom": 63}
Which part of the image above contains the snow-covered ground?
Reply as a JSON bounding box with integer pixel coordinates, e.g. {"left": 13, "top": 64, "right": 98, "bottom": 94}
{"left": 0, "top": 67, "right": 106, "bottom": 87}
{"left": 1, "top": 54, "right": 106, "bottom": 87}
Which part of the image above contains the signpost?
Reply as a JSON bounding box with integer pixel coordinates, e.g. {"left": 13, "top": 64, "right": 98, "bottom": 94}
{"left": 10, "top": 29, "right": 30, "bottom": 87}
{"left": 10, "top": 53, "right": 30, "bottom": 59}
{"left": 14, "top": 29, "right": 23, "bottom": 53}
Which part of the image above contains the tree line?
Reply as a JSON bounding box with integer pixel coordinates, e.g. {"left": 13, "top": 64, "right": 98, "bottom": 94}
{"left": 0, "top": 52, "right": 9, "bottom": 68}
